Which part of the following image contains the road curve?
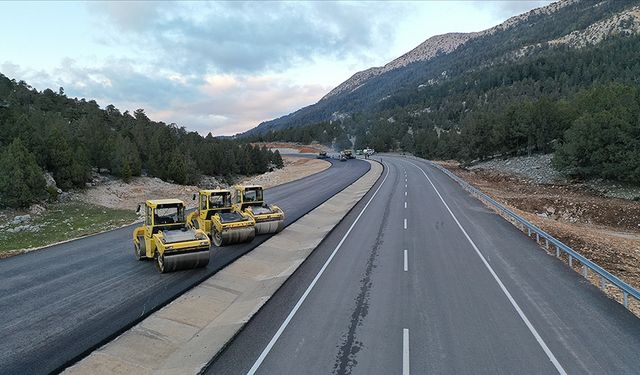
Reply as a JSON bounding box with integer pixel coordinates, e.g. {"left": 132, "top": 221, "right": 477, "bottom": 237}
{"left": 207, "top": 155, "right": 640, "bottom": 375}
{"left": 0, "top": 158, "right": 370, "bottom": 375}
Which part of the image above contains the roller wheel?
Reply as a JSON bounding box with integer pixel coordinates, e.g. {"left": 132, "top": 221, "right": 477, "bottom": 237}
{"left": 212, "top": 228, "right": 223, "bottom": 247}
{"left": 156, "top": 253, "right": 167, "bottom": 273}
{"left": 134, "top": 244, "right": 145, "bottom": 260}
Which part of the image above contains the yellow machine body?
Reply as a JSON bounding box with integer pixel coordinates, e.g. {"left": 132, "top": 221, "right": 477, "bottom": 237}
{"left": 133, "top": 199, "right": 211, "bottom": 273}
{"left": 231, "top": 185, "right": 285, "bottom": 235}
{"left": 187, "top": 190, "right": 255, "bottom": 247}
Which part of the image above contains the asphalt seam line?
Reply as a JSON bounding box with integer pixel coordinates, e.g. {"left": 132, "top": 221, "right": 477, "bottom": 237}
{"left": 406, "top": 159, "right": 567, "bottom": 375}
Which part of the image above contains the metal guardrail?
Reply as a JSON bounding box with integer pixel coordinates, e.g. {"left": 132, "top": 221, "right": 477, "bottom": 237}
{"left": 428, "top": 160, "right": 640, "bottom": 311}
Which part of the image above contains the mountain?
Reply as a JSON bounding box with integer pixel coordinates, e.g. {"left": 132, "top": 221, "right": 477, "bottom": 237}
{"left": 244, "top": 0, "right": 640, "bottom": 135}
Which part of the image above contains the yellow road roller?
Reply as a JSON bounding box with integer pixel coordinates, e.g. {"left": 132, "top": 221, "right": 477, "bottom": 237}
{"left": 133, "top": 199, "right": 211, "bottom": 273}
{"left": 187, "top": 189, "right": 256, "bottom": 247}
{"left": 232, "top": 185, "right": 285, "bottom": 235}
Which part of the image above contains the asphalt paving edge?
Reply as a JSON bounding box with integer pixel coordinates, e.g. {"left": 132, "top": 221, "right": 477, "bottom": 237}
{"left": 62, "top": 160, "right": 383, "bottom": 375}
{"left": 4, "top": 156, "right": 332, "bottom": 260}
{"left": 48, "top": 160, "right": 369, "bottom": 375}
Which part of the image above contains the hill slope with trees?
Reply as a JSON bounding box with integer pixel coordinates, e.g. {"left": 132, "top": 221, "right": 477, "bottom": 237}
{"left": 247, "top": 0, "right": 640, "bottom": 183}
{"left": 0, "top": 74, "right": 283, "bottom": 208}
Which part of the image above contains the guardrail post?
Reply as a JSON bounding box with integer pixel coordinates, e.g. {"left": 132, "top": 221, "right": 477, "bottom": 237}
{"left": 582, "top": 264, "right": 588, "bottom": 278}
{"left": 545, "top": 238, "right": 549, "bottom": 249}
{"left": 600, "top": 276, "right": 605, "bottom": 290}
{"left": 528, "top": 228, "right": 531, "bottom": 237}
{"left": 555, "top": 245, "right": 560, "bottom": 258}
{"left": 536, "top": 233, "right": 539, "bottom": 244}
{"left": 569, "top": 255, "right": 573, "bottom": 268}
{"left": 624, "top": 292, "right": 629, "bottom": 308}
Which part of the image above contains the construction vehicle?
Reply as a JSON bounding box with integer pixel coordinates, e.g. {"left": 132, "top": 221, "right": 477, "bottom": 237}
{"left": 187, "top": 189, "right": 256, "bottom": 247}
{"left": 133, "top": 199, "right": 211, "bottom": 273}
{"left": 341, "top": 150, "right": 354, "bottom": 159}
{"left": 232, "top": 185, "right": 284, "bottom": 235}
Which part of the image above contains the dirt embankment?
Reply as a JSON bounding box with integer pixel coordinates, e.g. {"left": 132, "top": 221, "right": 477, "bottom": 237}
{"left": 252, "top": 142, "right": 332, "bottom": 154}
{"left": 240, "top": 156, "right": 329, "bottom": 188}
{"left": 74, "top": 156, "right": 330, "bottom": 212}
{"left": 438, "top": 159, "right": 640, "bottom": 310}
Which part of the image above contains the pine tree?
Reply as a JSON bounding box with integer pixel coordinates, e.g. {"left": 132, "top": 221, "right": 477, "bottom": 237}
{"left": 0, "top": 138, "right": 46, "bottom": 208}
{"left": 273, "top": 150, "right": 284, "bottom": 169}
{"left": 167, "top": 150, "right": 188, "bottom": 184}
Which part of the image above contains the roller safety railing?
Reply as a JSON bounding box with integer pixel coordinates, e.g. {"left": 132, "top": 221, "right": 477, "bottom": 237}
{"left": 427, "top": 160, "right": 640, "bottom": 312}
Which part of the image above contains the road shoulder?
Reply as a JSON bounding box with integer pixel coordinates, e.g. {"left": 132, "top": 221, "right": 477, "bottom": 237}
{"left": 63, "top": 160, "right": 382, "bottom": 375}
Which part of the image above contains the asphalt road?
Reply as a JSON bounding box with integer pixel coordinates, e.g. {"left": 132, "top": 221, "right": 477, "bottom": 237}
{"left": 0, "top": 157, "right": 370, "bottom": 375}
{"left": 207, "top": 155, "right": 640, "bottom": 375}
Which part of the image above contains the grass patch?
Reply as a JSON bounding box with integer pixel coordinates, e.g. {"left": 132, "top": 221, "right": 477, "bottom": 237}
{"left": 0, "top": 202, "right": 138, "bottom": 254}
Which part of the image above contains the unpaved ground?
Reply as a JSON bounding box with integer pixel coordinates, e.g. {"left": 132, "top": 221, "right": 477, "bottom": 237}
{"left": 0, "top": 156, "right": 330, "bottom": 257}
{"left": 252, "top": 142, "right": 332, "bottom": 154}
{"left": 74, "top": 156, "right": 329, "bottom": 212}
{"left": 240, "top": 156, "right": 330, "bottom": 188}
{"left": 438, "top": 161, "right": 640, "bottom": 305}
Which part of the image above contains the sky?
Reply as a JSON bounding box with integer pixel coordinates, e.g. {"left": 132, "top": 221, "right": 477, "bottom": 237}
{"left": 0, "top": 0, "right": 552, "bottom": 136}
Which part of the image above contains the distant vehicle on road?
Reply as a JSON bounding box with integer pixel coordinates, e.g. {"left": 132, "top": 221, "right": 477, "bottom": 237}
{"left": 317, "top": 151, "right": 328, "bottom": 159}
{"left": 339, "top": 154, "right": 347, "bottom": 162}
{"left": 355, "top": 149, "right": 363, "bottom": 155}
{"left": 341, "top": 150, "right": 354, "bottom": 159}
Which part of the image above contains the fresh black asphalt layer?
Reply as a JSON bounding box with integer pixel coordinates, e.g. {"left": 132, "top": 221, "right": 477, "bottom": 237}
{"left": 206, "top": 155, "right": 640, "bottom": 375}
{"left": 0, "top": 157, "right": 370, "bottom": 375}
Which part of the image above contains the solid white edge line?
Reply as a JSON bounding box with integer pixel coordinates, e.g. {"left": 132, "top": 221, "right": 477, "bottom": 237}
{"left": 403, "top": 328, "right": 410, "bottom": 375}
{"left": 406, "top": 160, "right": 567, "bottom": 375}
{"left": 404, "top": 218, "right": 407, "bottom": 230}
{"left": 404, "top": 250, "right": 408, "bottom": 272}
{"left": 246, "top": 162, "right": 390, "bottom": 375}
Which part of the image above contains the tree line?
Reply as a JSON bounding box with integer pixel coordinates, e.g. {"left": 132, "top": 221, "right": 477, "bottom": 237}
{"left": 0, "top": 74, "right": 283, "bottom": 208}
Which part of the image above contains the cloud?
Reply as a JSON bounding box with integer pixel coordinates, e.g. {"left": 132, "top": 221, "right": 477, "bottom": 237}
{"left": 151, "top": 74, "right": 330, "bottom": 135}
{"left": 3, "top": 59, "right": 329, "bottom": 135}
{"left": 88, "top": 1, "right": 408, "bottom": 74}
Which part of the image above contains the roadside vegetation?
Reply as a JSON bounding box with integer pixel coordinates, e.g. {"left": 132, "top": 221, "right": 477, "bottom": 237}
{"left": 0, "top": 73, "right": 284, "bottom": 209}
{"left": 0, "top": 202, "right": 138, "bottom": 256}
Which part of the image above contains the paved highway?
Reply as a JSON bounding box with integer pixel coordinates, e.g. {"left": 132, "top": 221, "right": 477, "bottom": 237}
{"left": 0, "top": 157, "right": 370, "bottom": 375}
{"left": 207, "top": 155, "right": 640, "bottom": 375}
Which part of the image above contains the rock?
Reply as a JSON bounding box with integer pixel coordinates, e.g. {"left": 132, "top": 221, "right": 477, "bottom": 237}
{"left": 545, "top": 206, "right": 556, "bottom": 214}
{"left": 43, "top": 172, "right": 57, "bottom": 188}
{"left": 99, "top": 168, "right": 110, "bottom": 174}
{"left": 11, "top": 214, "right": 31, "bottom": 225}
{"left": 29, "top": 204, "right": 46, "bottom": 215}
{"left": 536, "top": 212, "right": 548, "bottom": 218}
{"left": 58, "top": 192, "right": 71, "bottom": 202}
{"left": 86, "top": 182, "right": 93, "bottom": 188}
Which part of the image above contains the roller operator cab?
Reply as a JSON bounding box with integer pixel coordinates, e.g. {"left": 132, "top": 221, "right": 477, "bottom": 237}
{"left": 187, "top": 190, "right": 256, "bottom": 247}
{"left": 133, "top": 199, "right": 211, "bottom": 273}
{"left": 232, "top": 185, "right": 285, "bottom": 235}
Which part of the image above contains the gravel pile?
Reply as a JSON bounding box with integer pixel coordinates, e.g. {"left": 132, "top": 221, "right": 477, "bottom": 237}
{"left": 468, "top": 154, "right": 564, "bottom": 184}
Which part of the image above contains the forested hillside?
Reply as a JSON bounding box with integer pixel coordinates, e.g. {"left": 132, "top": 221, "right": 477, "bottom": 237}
{"left": 0, "top": 74, "right": 283, "bottom": 208}
{"left": 249, "top": 0, "right": 640, "bottom": 183}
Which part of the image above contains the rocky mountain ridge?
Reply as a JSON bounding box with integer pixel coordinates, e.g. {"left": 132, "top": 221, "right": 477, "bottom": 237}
{"left": 321, "top": 0, "right": 579, "bottom": 101}
{"left": 245, "top": 0, "right": 640, "bottom": 136}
